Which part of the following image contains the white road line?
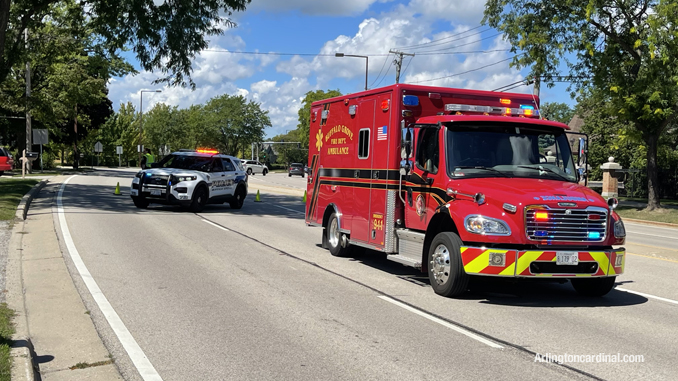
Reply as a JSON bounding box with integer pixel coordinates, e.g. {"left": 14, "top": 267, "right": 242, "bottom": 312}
{"left": 58, "top": 176, "right": 163, "bottom": 381}
{"left": 625, "top": 223, "right": 678, "bottom": 232}
{"left": 626, "top": 231, "right": 678, "bottom": 240}
{"left": 617, "top": 288, "right": 678, "bottom": 306}
{"left": 272, "top": 204, "right": 306, "bottom": 215}
{"left": 377, "top": 296, "right": 503, "bottom": 349}
{"left": 202, "top": 219, "right": 230, "bottom": 231}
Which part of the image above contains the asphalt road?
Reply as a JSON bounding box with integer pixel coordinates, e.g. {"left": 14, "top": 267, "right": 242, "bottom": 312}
{"left": 55, "top": 169, "right": 677, "bottom": 381}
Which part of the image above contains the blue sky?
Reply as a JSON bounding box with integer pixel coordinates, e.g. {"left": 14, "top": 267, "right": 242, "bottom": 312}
{"left": 108, "top": 0, "right": 576, "bottom": 138}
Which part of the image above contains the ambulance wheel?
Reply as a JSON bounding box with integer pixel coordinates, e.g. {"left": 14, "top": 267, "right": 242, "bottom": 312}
{"left": 326, "top": 212, "right": 349, "bottom": 257}
{"left": 571, "top": 276, "right": 616, "bottom": 297}
{"left": 263, "top": 169, "right": 268, "bottom": 176}
{"left": 189, "top": 186, "right": 208, "bottom": 212}
{"left": 428, "top": 232, "right": 469, "bottom": 297}
{"left": 229, "top": 186, "right": 246, "bottom": 209}
{"left": 132, "top": 197, "right": 148, "bottom": 209}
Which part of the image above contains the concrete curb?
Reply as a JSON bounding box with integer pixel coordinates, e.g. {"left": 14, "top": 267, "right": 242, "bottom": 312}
{"left": 15, "top": 179, "right": 49, "bottom": 220}
{"left": 7, "top": 219, "right": 39, "bottom": 381}
{"left": 622, "top": 217, "right": 678, "bottom": 229}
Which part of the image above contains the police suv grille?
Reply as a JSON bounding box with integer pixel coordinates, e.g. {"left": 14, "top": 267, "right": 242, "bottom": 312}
{"left": 146, "top": 176, "right": 168, "bottom": 186}
{"left": 525, "top": 207, "right": 607, "bottom": 242}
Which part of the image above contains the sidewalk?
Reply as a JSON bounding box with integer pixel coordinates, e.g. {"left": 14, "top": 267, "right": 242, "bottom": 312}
{"left": 7, "top": 178, "right": 122, "bottom": 380}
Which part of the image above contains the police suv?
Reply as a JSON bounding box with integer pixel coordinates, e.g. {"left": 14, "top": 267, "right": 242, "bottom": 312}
{"left": 131, "top": 149, "right": 248, "bottom": 212}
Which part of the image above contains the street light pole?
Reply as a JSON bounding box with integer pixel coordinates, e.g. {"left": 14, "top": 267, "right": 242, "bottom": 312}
{"left": 335, "top": 53, "right": 368, "bottom": 91}
{"left": 138, "top": 89, "right": 162, "bottom": 167}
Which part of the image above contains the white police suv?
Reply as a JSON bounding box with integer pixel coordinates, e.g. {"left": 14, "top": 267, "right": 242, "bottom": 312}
{"left": 130, "top": 149, "right": 248, "bottom": 212}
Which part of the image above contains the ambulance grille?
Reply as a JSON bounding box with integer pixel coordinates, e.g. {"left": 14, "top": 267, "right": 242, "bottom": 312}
{"left": 525, "top": 206, "right": 608, "bottom": 242}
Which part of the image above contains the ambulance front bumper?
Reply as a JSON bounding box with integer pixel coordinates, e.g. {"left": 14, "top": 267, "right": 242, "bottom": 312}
{"left": 460, "top": 246, "right": 625, "bottom": 277}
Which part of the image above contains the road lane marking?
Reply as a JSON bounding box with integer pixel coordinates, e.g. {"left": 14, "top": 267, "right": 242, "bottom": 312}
{"left": 625, "top": 222, "right": 678, "bottom": 232}
{"left": 202, "top": 219, "right": 230, "bottom": 231}
{"left": 271, "top": 204, "right": 305, "bottom": 215}
{"left": 627, "top": 252, "right": 678, "bottom": 264}
{"left": 617, "top": 288, "right": 678, "bottom": 306}
{"left": 625, "top": 241, "right": 678, "bottom": 253}
{"left": 58, "top": 176, "right": 163, "bottom": 381}
{"left": 377, "top": 295, "right": 504, "bottom": 349}
{"left": 626, "top": 231, "right": 678, "bottom": 240}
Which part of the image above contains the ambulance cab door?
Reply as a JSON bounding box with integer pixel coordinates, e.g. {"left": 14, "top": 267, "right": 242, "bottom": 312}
{"left": 404, "top": 125, "right": 440, "bottom": 230}
{"left": 350, "top": 99, "right": 375, "bottom": 243}
{"left": 368, "top": 94, "right": 392, "bottom": 247}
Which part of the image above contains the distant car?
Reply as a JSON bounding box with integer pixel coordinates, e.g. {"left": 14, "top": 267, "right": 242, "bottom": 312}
{"left": 242, "top": 160, "right": 268, "bottom": 176}
{"left": 0, "top": 147, "right": 14, "bottom": 176}
{"left": 288, "top": 163, "right": 305, "bottom": 177}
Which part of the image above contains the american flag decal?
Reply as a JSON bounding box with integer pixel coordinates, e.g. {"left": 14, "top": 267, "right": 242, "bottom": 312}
{"left": 377, "top": 125, "right": 387, "bottom": 140}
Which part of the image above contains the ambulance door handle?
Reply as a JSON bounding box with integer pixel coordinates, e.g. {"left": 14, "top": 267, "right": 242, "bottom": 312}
{"left": 354, "top": 170, "right": 360, "bottom": 178}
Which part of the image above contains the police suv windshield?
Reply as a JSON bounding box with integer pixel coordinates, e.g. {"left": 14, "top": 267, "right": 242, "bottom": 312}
{"left": 445, "top": 123, "right": 578, "bottom": 182}
{"left": 155, "top": 154, "right": 212, "bottom": 172}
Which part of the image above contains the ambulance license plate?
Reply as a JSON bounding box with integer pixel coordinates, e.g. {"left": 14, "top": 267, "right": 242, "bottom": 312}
{"left": 150, "top": 189, "right": 162, "bottom": 196}
{"left": 556, "top": 252, "right": 578, "bottom": 265}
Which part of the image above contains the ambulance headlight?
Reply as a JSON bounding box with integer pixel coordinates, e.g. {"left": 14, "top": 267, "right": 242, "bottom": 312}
{"left": 464, "top": 215, "right": 511, "bottom": 236}
{"left": 614, "top": 219, "right": 626, "bottom": 238}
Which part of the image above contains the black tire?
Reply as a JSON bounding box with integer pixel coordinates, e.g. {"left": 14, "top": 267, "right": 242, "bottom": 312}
{"left": 571, "top": 276, "right": 616, "bottom": 296}
{"left": 189, "top": 186, "right": 208, "bottom": 212}
{"left": 301, "top": 173, "right": 305, "bottom": 178}
{"left": 263, "top": 169, "right": 268, "bottom": 176}
{"left": 326, "top": 212, "right": 349, "bottom": 257}
{"left": 428, "top": 232, "right": 469, "bottom": 297}
{"left": 132, "top": 196, "right": 149, "bottom": 209}
{"left": 0, "top": 171, "right": 4, "bottom": 176}
{"left": 247, "top": 168, "right": 253, "bottom": 175}
{"left": 229, "top": 186, "right": 246, "bottom": 209}
{"left": 288, "top": 173, "right": 292, "bottom": 177}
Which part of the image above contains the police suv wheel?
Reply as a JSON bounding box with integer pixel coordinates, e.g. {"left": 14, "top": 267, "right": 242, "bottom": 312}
{"left": 326, "top": 212, "right": 349, "bottom": 257}
{"left": 189, "top": 186, "right": 208, "bottom": 212}
{"left": 428, "top": 232, "right": 469, "bottom": 297}
{"left": 132, "top": 196, "right": 149, "bottom": 209}
{"left": 571, "top": 276, "right": 616, "bottom": 297}
{"left": 229, "top": 186, "right": 246, "bottom": 209}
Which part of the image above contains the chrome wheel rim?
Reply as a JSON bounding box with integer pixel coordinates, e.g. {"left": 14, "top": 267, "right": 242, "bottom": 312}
{"left": 430, "top": 244, "right": 451, "bottom": 285}
{"left": 328, "top": 218, "right": 340, "bottom": 248}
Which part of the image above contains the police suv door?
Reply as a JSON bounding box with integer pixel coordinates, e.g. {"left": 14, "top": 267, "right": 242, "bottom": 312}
{"left": 221, "top": 158, "right": 238, "bottom": 196}
{"left": 208, "top": 158, "right": 228, "bottom": 198}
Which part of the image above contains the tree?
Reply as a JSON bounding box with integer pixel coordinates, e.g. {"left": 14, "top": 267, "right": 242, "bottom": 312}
{"left": 484, "top": 0, "right": 678, "bottom": 210}
{"left": 297, "top": 89, "right": 342, "bottom": 148}
{"left": 541, "top": 102, "right": 575, "bottom": 124}
{"left": 0, "top": 0, "right": 250, "bottom": 88}
{"left": 203, "top": 95, "right": 270, "bottom": 156}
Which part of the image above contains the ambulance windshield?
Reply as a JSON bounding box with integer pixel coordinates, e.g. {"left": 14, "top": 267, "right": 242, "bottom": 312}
{"left": 445, "top": 123, "right": 578, "bottom": 182}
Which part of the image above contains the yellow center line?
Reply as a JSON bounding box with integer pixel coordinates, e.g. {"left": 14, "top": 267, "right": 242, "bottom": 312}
{"left": 625, "top": 241, "right": 678, "bottom": 253}
{"left": 627, "top": 252, "right": 678, "bottom": 264}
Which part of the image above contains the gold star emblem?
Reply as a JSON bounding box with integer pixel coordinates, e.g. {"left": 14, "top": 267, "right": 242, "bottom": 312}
{"left": 315, "top": 129, "right": 323, "bottom": 151}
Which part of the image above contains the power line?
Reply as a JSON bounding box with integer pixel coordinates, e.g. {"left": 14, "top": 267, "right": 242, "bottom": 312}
{"left": 396, "top": 28, "right": 492, "bottom": 51}
{"left": 369, "top": 53, "right": 392, "bottom": 88}
{"left": 393, "top": 25, "right": 486, "bottom": 49}
{"left": 375, "top": 61, "right": 394, "bottom": 88}
{"left": 415, "top": 33, "right": 503, "bottom": 53}
{"left": 401, "top": 56, "right": 414, "bottom": 78}
{"left": 407, "top": 56, "right": 518, "bottom": 84}
{"left": 202, "top": 48, "right": 510, "bottom": 57}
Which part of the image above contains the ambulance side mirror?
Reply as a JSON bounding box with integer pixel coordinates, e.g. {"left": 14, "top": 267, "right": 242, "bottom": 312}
{"left": 401, "top": 128, "right": 413, "bottom": 159}
{"left": 400, "top": 159, "right": 412, "bottom": 176}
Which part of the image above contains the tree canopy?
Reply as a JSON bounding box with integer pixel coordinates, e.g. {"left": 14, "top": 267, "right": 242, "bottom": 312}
{"left": 484, "top": 0, "right": 678, "bottom": 209}
{"left": 0, "top": 0, "right": 250, "bottom": 88}
{"left": 541, "top": 102, "right": 574, "bottom": 124}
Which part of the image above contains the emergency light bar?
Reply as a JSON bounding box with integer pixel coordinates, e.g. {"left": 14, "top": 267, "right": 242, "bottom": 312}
{"left": 444, "top": 103, "right": 540, "bottom": 117}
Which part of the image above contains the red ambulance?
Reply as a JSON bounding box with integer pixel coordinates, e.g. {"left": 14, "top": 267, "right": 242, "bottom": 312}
{"left": 305, "top": 84, "right": 625, "bottom": 297}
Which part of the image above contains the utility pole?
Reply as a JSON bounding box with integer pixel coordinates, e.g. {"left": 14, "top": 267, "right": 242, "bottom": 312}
{"left": 389, "top": 50, "right": 415, "bottom": 84}
{"left": 25, "top": 29, "right": 32, "bottom": 158}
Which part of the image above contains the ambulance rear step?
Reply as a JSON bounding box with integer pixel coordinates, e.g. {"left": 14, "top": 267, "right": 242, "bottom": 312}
{"left": 387, "top": 229, "right": 425, "bottom": 269}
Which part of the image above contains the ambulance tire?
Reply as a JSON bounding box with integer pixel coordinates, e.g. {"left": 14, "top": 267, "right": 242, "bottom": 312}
{"left": 428, "top": 232, "right": 469, "bottom": 297}
{"left": 189, "top": 186, "right": 208, "bottom": 212}
{"left": 571, "top": 276, "right": 616, "bottom": 297}
{"left": 326, "top": 212, "right": 349, "bottom": 257}
{"left": 132, "top": 196, "right": 148, "bottom": 209}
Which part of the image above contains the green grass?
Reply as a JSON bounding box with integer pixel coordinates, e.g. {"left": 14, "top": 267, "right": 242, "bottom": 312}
{"left": 0, "top": 303, "right": 16, "bottom": 381}
{"left": 616, "top": 206, "right": 678, "bottom": 225}
{"left": 619, "top": 197, "right": 678, "bottom": 206}
{"left": 0, "top": 179, "right": 39, "bottom": 220}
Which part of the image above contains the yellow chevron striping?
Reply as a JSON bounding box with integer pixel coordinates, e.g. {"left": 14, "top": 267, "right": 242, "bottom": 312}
{"left": 516, "top": 251, "right": 544, "bottom": 275}
{"left": 464, "top": 251, "right": 491, "bottom": 274}
{"left": 589, "top": 251, "right": 610, "bottom": 275}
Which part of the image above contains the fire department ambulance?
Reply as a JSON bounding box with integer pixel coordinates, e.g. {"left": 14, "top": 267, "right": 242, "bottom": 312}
{"left": 305, "top": 84, "right": 626, "bottom": 297}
